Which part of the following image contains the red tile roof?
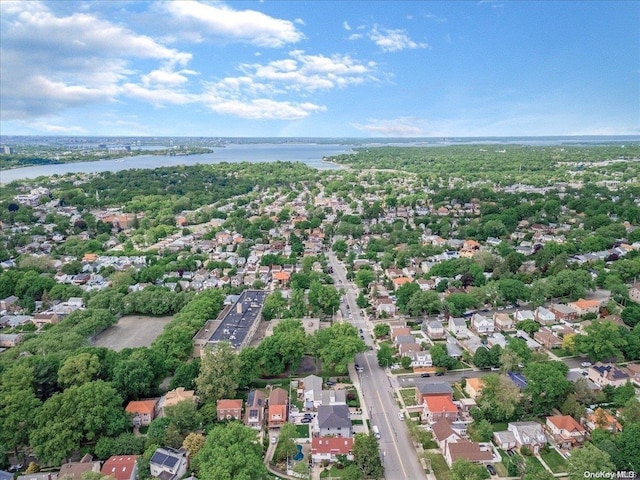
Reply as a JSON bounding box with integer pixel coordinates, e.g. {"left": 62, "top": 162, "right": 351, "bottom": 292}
{"left": 101, "top": 456, "right": 138, "bottom": 480}
{"left": 125, "top": 399, "right": 157, "bottom": 415}
{"left": 425, "top": 395, "right": 458, "bottom": 413}
{"left": 312, "top": 437, "right": 354, "bottom": 454}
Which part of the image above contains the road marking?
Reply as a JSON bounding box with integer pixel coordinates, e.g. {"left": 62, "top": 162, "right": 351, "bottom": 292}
{"left": 363, "top": 353, "right": 409, "bottom": 479}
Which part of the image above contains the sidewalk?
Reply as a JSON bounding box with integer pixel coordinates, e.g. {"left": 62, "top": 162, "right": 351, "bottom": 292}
{"left": 347, "top": 363, "right": 371, "bottom": 434}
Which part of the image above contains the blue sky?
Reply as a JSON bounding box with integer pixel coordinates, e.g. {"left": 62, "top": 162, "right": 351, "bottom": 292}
{"left": 1, "top": 0, "right": 638, "bottom": 137}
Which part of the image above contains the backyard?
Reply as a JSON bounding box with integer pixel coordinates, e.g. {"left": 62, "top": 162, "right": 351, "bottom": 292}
{"left": 426, "top": 453, "right": 451, "bottom": 480}
{"left": 540, "top": 448, "right": 568, "bottom": 473}
{"left": 400, "top": 388, "right": 418, "bottom": 406}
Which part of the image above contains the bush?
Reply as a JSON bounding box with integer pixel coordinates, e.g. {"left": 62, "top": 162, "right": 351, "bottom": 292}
{"left": 520, "top": 445, "right": 532, "bottom": 456}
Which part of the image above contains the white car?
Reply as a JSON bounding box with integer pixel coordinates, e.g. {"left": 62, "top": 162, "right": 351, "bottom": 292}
{"left": 581, "top": 362, "right": 592, "bottom": 367}
{"left": 271, "top": 436, "right": 277, "bottom": 444}
{"left": 398, "top": 412, "right": 405, "bottom": 421}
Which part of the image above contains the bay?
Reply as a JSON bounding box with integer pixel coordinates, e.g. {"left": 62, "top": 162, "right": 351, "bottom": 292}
{"left": 0, "top": 143, "right": 350, "bottom": 184}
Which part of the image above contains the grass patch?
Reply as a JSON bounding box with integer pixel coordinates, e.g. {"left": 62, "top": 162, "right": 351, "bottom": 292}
{"left": 494, "top": 461, "right": 508, "bottom": 477}
{"left": 540, "top": 448, "right": 567, "bottom": 473}
{"left": 426, "top": 453, "right": 451, "bottom": 480}
{"left": 551, "top": 347, "right": 573, "bottom": 358}
{"left": 352, "top": 419, "right": 363, "bottom": 425}
{"left": 295, "top": 424, "right": 310, "bottom": 438}
{"left": 400, "top": 388, "right": 418, "bottom": 406}
{"left": 491, "top": 422, "right": 508, "bottom": 432}
{"left": 320, "top": 466, "right": 355, "bottom": 478}
{"left": 525, "top": 455, "right": 544, "bottom": 472}
{"left": 346, "top": 388, "right": 360, "bottom": 408}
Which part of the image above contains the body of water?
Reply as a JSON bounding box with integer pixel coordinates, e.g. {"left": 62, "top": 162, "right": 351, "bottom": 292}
{"left": 0, "top": 143, "right": 350, "bottom": 184}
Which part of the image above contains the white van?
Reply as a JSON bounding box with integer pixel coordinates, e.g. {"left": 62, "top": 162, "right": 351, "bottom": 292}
{"left": 372, "top": 425, "right": 381, "bottom": 439}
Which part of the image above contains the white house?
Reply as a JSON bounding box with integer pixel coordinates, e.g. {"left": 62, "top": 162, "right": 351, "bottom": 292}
{"left": 534, "top": 307, "right": 557, "bottom": 325}
{"left": 427, "top": 320, "right": 445, "bottom": 339}
{"left": 448, "top": 317, "right": 469, "bottom": 339}
{"left": 471, "top": 314, "right": 494, "bottom": 334}
{"left": 149, "top": 447, "right": 188, "bottom": 480}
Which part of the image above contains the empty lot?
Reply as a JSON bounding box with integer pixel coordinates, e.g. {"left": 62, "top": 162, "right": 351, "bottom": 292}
{"left": 93, "top": 315, "right": 173, "bottom": 351}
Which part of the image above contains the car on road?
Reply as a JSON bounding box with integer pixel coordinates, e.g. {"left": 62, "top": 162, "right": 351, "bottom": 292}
{"left": 581, "top": 362, "right": 592, "bottom": 367}
{"left": 359, "top": 328, "right": 363, "bottom": 333}
{"left": 398, "top": 412, "right": 405, "bottom": 420}
{"left": 421, "top": 373, "right": 431, "bottom": 377}
{"left": 487, "top": 465, "right": 496, "bottom": 476}
{"left": 435, "top": 371, "right": 444, "bottom": 376}
{"left": 368, "top": 345, "right": 373, "bottom": 350}
{"left": 271, "top": 436, "right": 277, "bottom": 444}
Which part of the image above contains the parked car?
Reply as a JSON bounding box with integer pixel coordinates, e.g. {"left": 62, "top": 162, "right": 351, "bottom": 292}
{"left": 581, "top": 362, "right": 592, "bottom": 367}
{"left": 326, "top": 380, "right": 336, "bottom": 386}
{"left": 435, "top": 371, "right": 444, "bottom": 376}
{"left": 487, "top": 465, "right": 496, "bottom": 476}
{"left": 398, "top": 412, "right": 405, "bottom": 420}
{"left": 421, "top": 373, "right": 431, "bottom": 377}
{"left": 271, "top": 436, "right": 277, "bottom": 444}
{"left": 301, "top": 417, "right": 312, "bottom": 423}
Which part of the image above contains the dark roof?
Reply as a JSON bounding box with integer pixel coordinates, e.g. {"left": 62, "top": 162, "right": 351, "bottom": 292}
{"left": 150, "top": 447, "right": 185, "bottom": 469}
{"left": 317, "top": 404, "right": 351, "bottom": 429}
{"left": 416, "top": 381, "right": 453, "bottom": 396}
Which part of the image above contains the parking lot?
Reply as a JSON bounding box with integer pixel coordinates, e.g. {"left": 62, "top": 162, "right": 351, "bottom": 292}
{"left": 93, "top": 315, "right": 173, "bottom": 351}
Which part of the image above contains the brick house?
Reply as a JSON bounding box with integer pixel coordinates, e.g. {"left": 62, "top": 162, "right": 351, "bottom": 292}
{"left": 217, "top": 399, "right": 243, "bottom": 421}
{"left": 546, "top": 415, "right": 586, "bottom": 449}
{"left": 125, "top": 399, "right": 158, "bottom": 427}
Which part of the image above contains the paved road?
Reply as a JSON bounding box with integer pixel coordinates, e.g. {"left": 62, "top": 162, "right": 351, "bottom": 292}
{"left": 328, "top": 252, "right": 426, "bottom": 480}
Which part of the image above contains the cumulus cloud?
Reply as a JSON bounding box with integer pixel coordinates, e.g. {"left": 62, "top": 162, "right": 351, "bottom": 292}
{"left": 163, "top": 1, "right": 304, "bottom": 47}
{"left": 0, "top": 1, "right": 193, "bottom": 119}
{"left": 369, "top": 25, "right": 428, "bottom": 52}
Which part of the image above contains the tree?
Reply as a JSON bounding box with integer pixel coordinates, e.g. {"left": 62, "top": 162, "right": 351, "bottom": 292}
{"left": 183, "top": 432, "right": 206, "bottom": 457}
{"left": 165, "top": 400, "right": 202, "bottom": 434}
{"left": 58, "top": 352, "right": 101, "bottom": 388}
{"left": 566, "top": 443, "right": 614, "bottom": 480}
{"left": 473, "top": 347, "right": 493, "bottom": 369}
{"left": 476, "top": 374, "right": 520, "bottom": 422}
{"left": 560, "top": 394, "right": 584, "bottom": 420}
{"left": 524, "top": 362, "right": 570, "bottom": 415}
{"left": 274, "top": 423, "right": 298, "bottom": 463}
{"left": 262, "top": 290, "right": 287, "bottom": 321}
{"left": 516, "top": 319, "right": 540, "bottom": 336}
{"left": 576, "top": 320, "right": 627, "bottom": 362}
{"left": 354, "top": 268, "right": 375, "bottom": 289}
{"left": 193, "top": 422, "right": 268, "bottom": 480}
{"left": 373, "top": 323, "right": 390, "bottom": 338}
{"left": 396, "top": 282, "right": 420, "bottom": 312}
{"left": 195, "top": 342, "right": 241, "bottom": 404}
{"left": 377, "top": 343, "right": 393, "bottom": 368}
{"left": 451, "top": 459, "right": 489, "bottom": 480}
{"left": 497, "top": 278, "right": 529, "bottom": 304}
{"left": 312, "top": 322, "right": 366, "bottom": 374}
{"left": 621, "top": 303, "right": 640, "bottom": 327}
{"left": 406, "top": 290, "right": 441, "bottom": 316}
{"left": 30, "top": 381, "right": 129, "bottom": 465}
{"left": 352, "top": 433, "right": 383, "bottom": 479}
{"left": 400, "top": 355, "right": 412, "bottom": 370}
{"left": 94, "top": 432, "right": 145, "bottom": 458}
{"left": 621, "top": 396, "right": 640, "bottom": 425}
{"left": 616, "top": 423, "right": 640, "bottom": 472}
{"left": 112, "top": 349, "right": 159, "bottom": 400}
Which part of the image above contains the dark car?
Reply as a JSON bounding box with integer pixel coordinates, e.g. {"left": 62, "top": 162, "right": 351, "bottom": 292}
{"left": 487, "top": 465, "right": 496, "bottom": 476}
{"left": 435, "top": 371, "right": 444, "bottom": 376}
{"left": 421, "top": 373, "right": 431, "bottom": 377}
{"left": 301, "top": 417, "right": 312, "bottom": 423}
{"left": 326, "top": 380, "right": 335, "bottom": 386}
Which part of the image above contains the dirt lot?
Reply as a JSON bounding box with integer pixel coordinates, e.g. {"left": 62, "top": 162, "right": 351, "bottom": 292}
{"left": 93, "top": 315, "right": 173, "bottom": 351}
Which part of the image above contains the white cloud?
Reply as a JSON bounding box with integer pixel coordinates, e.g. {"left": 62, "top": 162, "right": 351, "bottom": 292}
{"left": 163, "top": 1, "right": 304, "bottom": 48}
{"left": 343, "top": 21, "right": 351, "bottom": 31}
{"left": 26, "top": 121, "right": 88, "bottom": 134}
{"left": 351, "top": 117, "right": 428, "bottom": 136}
{"left": 369, "top": 25, "right": 428, "bottom": 52}
{"left": 0, "top": 1, "right": 193, "bottom": 120}
{"left": 201, "top": 95, "right": 325, "bottom": 120}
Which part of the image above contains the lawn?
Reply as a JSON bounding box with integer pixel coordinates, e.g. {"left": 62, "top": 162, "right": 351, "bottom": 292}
{"left": 540, "top": 449, "right": 568, "bottom": 473}
{"left": 525, "top": 455, "right": 545, "bottom": 472}
{"left": 319, "top": 466, "right": 354, "bottom": 478}
{"left": 400, "top": 388, "right": 418, "bottom": 406}
{"left": 550, "top": 347, "right": 574, "bottom": 358}
{"left": 426, "top": 453, "right": 451, "bottom": 480}
{"left": 491, "top": 422, "right": 508, "bottom": 432}
{"left": 296, "top": 424, "right": 310, "bottom": 438}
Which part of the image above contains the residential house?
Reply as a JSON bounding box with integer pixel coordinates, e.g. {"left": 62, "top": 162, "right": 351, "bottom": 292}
{"left": 630, "top": 283, "right": 640, "bottom": 303}
{"left": 415, "top": 381, "right": 454, "bottom": 404}
{"left": 149, "top": 447, "right": 188, "bottom": 480}
{"left": 317, "top": 404, "right": 352, "bottom": 437}
{"left": 391, "top": 327, "right": 411, "bottom": 340}
{"left": 101, "top": 456, "right": 138, "bottom": 480}
{"left": 506, "top": 422, "right": 546, "bottom": 454}
{"left": 465, "top": 378, "right": 485, "bottom": 400}
{"left": 493, "top": 313, "right": 514, "bottom": 331}
{"left": 0, "top": 333, "right": 23, "bottom": 348}
{"left": 582, "top": 408, "right": 622, "bottom": 433}
{"left": 568, "top": 298, "right": 601, "bottom": 317}
{"left": 550, "top": 304, "right": 579, "bottom": 323}
{"left": 493, "top": 431, "right": 517, "bottom": 451}
{"left": 311, "top": 437, "right": 354, "bottom": 464}
{"left": 303, "top": 374, "right": 323, "bottom": 410}
{"left": 535, "top": 307, "right": 557, "bottom": 326}
{"left": 217, "top": 399, "right": 243, "bottom": 421}
{"left": 125, "top": 399, "right": 158, "bottom": 427}
{"left": 513, "top": 310, "right": 535, "bottom": 322}
{"left": 319, "top": 389, "right": 347, "bottom": 406}
{"left": 446, "top": 342, "right": 463, "bottom": 359}
{"left": 431, "top": 418, "right": 459, "bottom": 450}
{"left": 406, "top": 350, "right": 432, "bottom": 368}
{"left": 423, "top": 395, "right": 458, "bottom": 423}
{"left": 59, "top": 454, "right": 101, "bottom": 480}
{"left": 588, "top": 363, "right": 630, "bottom": 387}
{"left": 0, "top": 295, "right": 20, "bottom": 313}
{"left": 623, "top": 363, "right": 640, "bottom": 385}
{"left": 268, "top": 387, "right": 289, "bottom": 428}
{"left": 546, "top": 415, "right": 586, "bottom": 449}
{"left": 245, "top": 389, "right": 266, "bottom": 430}
{"left": 470, "top": 314, "right": 494, "bottom": 334}
{"left": 427, "top": 320, "right": 445, "bottom": 339}
{"left": 159, "top": 388, "right": 198, "bottom": 417}
{"left": 534, "top": 328, "right": 562, "bottom": 350}
{"left": 375, "top": 297, "right": 397, "bottom": 317}
{"left": 444, "top": 441, "right": 493, "bottom": 468}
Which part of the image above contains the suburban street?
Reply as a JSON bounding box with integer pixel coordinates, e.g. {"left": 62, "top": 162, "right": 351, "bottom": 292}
{"left": 328, "top": 252, "right": 427, "bottom": 480}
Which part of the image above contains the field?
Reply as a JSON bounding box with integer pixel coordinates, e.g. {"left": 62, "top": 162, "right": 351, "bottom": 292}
{"left": 93, "top": 315, "right": 173, "bottom": 351}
